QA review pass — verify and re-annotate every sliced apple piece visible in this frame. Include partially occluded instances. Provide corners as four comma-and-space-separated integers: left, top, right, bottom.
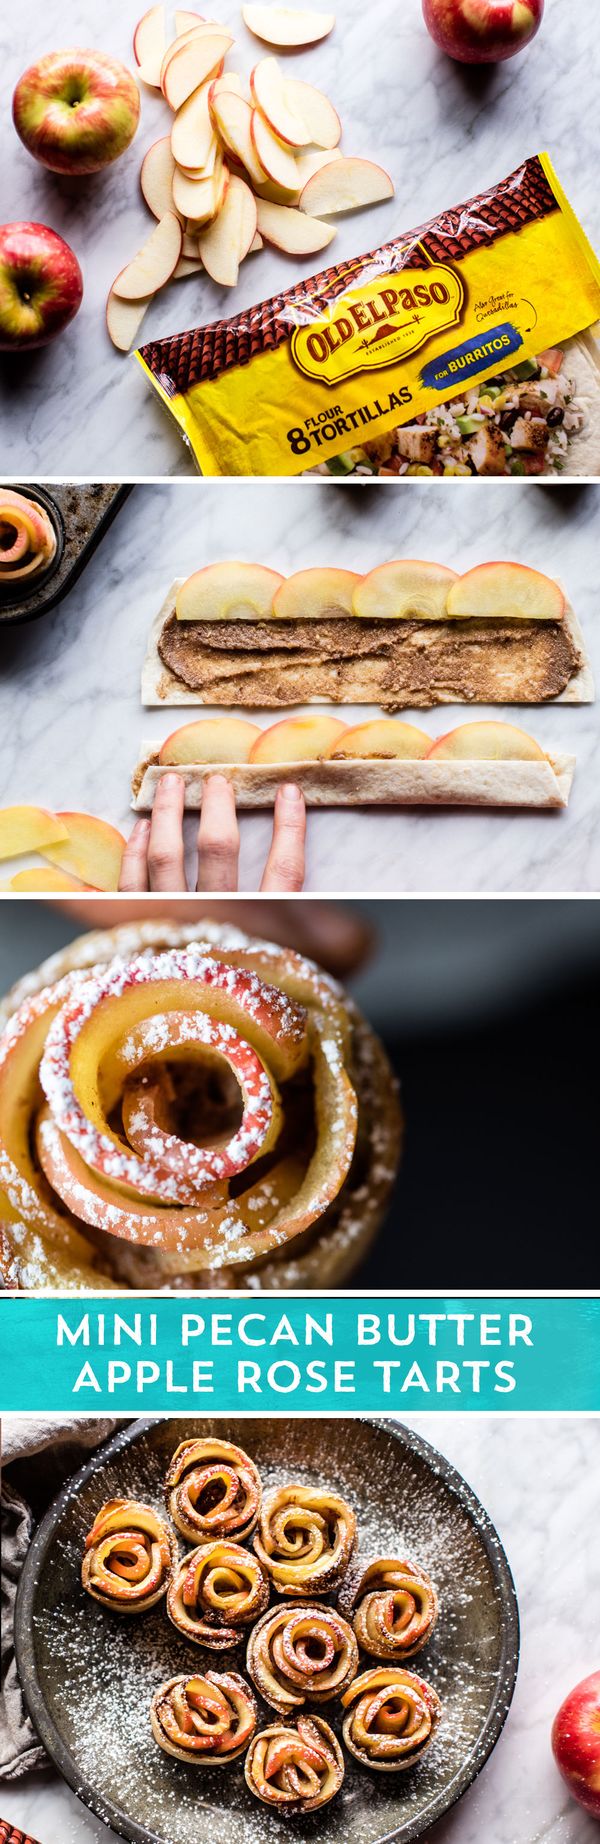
112, 212, 182, 300
251, 110, 299, 191
159, 717, 262, 764
250, 57, 310, 147
210, 71, 245, 101
199, 174, 257, 284
173, 159, 223, 223
285, 78, 341, 150
326, 720, 431, 760
177, 560, 284, 621
106, 289, 152, 353
353, 561, 458, 622
133, 4, 167, 86
140, 137, 179, 222
242, 6, 335, 46
300, 156, 394, 216
273, 567, 360, 620
210, 93, 265, 187
173, 254, 204, 277
0, 807, 69, 864
171, 81, 215, 170
293, 148, 341, 191
250, 715, 347, 763
163, 31, 233, 110
160, 22, 228, 92
42, 815, 126, 892
447, 563, 566, 624
176, 9, 206, 31
426, 722, 546, 762
249, 230, 263, 251
256, 198, 335, 254
9, 868, 95, 892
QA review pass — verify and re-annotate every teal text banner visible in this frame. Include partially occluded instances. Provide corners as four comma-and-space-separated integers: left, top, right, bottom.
0, 1296, 598, 1413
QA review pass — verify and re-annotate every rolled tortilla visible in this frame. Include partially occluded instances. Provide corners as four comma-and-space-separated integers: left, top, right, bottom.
132, 745, 576, 811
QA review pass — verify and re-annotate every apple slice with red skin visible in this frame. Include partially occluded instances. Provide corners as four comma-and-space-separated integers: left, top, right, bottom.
285, 77, 341, 150
242, 5, 336, 46
447, 562, 565, 623
41, 813, 126, 890
552, 1671, 600, 1819
106, 288, 153, 352
426, 722, 546, 762
159, 717, 262, 764
141, 137, 179, 220
250, 57, 310, 146
173, 159, 224, 223
133, 4, 167, 86
256, 199, 335, 254
300, 155, 394, 215
171, 81, 215, 170
0, 807, 69, 863
177, 561, 284, 621
250, 715, 347, 763
112, 211, 182, 299
251, 111, 299, 190
176, 9, 206, 32
163, 31, 233, 109
210, 94, 266, 188
199, 175, 257, 284
354, 561, 458, 621
326, 720, 432, 759
10, 867, 96, 891
293, 146, 341, 191
273, 567, 360, 620
160, 24, 227, 93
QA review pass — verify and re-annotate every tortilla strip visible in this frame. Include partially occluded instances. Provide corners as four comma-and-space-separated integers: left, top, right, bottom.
132, 745, 576, 811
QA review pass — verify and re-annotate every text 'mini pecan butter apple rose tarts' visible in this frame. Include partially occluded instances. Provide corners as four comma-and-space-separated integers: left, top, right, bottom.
0, 919, 400, 1293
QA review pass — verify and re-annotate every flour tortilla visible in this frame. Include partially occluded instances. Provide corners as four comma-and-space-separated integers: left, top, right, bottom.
560, 328, 600, 475
132, 743, 576, 811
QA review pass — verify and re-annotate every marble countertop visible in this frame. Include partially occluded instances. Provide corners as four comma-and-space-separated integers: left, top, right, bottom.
0, 478, 598, 892
1, 0, 599, 476
2, 1413, 598, 1844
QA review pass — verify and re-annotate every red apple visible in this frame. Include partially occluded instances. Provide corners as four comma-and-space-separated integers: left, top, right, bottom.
12, 49, 140, 176
422, 0, 544, 63
0, 223, 83, 351
552, 1671, 600, 1819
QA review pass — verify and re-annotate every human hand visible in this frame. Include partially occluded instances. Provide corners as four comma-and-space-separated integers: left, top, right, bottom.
119, 773, 307, 895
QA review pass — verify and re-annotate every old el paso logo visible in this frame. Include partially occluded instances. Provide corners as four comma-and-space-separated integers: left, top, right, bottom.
291, 260, 464, 386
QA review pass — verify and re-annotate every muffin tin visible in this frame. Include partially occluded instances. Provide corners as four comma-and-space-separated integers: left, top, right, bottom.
0, 484, 131, 625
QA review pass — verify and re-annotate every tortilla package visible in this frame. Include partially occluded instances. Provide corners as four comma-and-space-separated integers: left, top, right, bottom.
136, 154, 600, 479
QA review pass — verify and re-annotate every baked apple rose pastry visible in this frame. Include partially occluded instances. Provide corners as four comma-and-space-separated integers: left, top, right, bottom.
340, 1557, 439, 1662
245, 1715, 344, 1813
150, 1671, 257, 1765
81, 1499, 175, 1613
165, 1437, 261, 1545
0, 920, 400, 1291
341, 1667, 442, 1771
254, 1484, 356, 1595
0, 489, 56, 586
167, 1540, 269, 1648
247, 1602, 358, 1712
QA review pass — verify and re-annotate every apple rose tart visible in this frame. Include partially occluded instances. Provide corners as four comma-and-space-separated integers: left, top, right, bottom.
247, 1601, 358, 1712
0, 919, 400, 1292
245, 1715, 344, 1813
167, 1539, 269, 1648
340, 1557, 439, 1661
81, 1499, 175, 1613
165, 1437, 261, 1546
150, 1670, 257, 1765
341, 1667, 442, 1771
0, 489, 57, 586
254, 1484, 356, 1595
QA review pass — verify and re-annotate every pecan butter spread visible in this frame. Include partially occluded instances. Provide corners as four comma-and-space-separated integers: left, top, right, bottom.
158, 613, 580, 708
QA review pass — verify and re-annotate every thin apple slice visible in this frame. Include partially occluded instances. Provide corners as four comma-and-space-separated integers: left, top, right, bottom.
0, 806, 69, 863
242, 6, 335, 47
250, 57, 310, 147
176, 560, 284, 621
173, 254, 204, 276
199, 174, 257, 285
174, 158, 223, 223
273, 566, 360, 619
133, 4, 167, 86
164, 31, 233, 109
160, 22, 228, 93
160, 716, 262, 764
300, 156, 394, 216
141, 137, 179, 221
106, 289, 152, 352
171, 81, 215, 169
176, 9, 206, 31
251, 110, 299, 191
353, 560, 457, 621
427, 722, 546, 762
285, 78, 341, 150
112, 212, 182, 300
211, 93, 265, 187
210, 71, 245, 102
256, 198, 335, 254
42, 814, 126, 892
10, 868, 96, 892
325, 720, 431, 760
293, 146, 341, 191
250, 715, 346, 763
249, 230, 263, 250
447, 563, 566, 623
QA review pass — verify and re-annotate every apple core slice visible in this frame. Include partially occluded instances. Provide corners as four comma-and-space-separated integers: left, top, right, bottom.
273, 567, 360, 620
353, 561, 458, 621
447, 563, 566, 623
0, 807, 69, 863
326, 720, 431, 760
41, 814, 126, 891
242, 6, 335, 47
426, 723, 547, 762
250, 715, 347, 763
250, 57, 311, 147
112, 212, 182, 299
159, 717, 262, 764
177, 561, 284, 621
255, 199, 335, 254
299, 156, 394, 216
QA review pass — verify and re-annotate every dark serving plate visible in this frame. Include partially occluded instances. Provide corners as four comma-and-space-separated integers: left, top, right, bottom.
0, 485, 132, 625
15, 1417, 519, 1844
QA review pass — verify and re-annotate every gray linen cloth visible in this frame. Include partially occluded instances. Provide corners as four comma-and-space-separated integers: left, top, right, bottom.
1, 1418, 120, 1780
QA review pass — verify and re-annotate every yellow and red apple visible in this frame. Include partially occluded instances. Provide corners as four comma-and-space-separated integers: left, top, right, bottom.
0, 223, 83, 352
12, 49, 140, 175
422, 0, 544, 64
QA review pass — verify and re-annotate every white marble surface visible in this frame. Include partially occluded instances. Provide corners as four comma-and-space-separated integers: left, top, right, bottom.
2, 1414, 599, 1844
1, 0, 599, 476
0, 478, 599, 892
